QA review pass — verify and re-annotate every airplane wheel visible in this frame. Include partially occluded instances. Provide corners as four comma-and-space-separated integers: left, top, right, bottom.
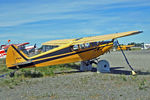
97, 60, 110, 73
80, 61, 92, 71
9, 72, 15, 77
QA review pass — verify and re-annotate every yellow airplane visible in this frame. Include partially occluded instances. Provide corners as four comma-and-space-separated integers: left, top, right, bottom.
6, 31, 142, 76
117, 45, 134, 51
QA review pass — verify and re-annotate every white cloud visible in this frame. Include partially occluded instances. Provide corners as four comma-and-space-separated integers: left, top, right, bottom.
0, 0, 149, 27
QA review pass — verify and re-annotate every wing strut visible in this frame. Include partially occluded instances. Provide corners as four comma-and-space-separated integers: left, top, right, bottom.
117, 40, 136, 75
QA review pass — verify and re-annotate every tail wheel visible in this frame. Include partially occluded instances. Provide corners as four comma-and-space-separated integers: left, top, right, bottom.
97, 60, 110, 73
9, 72, 15, 77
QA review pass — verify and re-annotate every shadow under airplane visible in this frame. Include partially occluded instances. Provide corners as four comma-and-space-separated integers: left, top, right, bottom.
55, 66, 150, 76
110, 67, 150, 75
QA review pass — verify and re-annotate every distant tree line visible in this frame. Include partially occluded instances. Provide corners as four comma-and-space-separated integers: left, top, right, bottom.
128, 42, 144, 47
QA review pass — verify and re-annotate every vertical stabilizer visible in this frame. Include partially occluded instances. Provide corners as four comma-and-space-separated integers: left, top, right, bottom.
6, 45, 29, 68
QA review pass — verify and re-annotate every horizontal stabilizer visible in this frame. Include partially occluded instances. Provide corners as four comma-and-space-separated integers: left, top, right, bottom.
13, 60, 33, 66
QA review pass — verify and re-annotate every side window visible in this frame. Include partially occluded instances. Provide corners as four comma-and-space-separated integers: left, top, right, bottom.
72, 43, 90, 51
80, 44, 85, 49
90, 42, 97, 47
73, 45, 79, 51
85, 43, 90, 48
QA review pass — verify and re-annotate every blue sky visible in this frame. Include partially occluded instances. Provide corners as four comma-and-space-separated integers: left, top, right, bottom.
0, 0, 150, 47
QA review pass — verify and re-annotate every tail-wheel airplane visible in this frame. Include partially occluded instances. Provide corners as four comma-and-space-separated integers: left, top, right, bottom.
6, 31, 142, 77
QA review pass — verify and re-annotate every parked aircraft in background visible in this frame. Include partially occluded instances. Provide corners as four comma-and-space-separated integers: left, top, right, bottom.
25, 44, 36, 53
143, 44, 150, 49
0, 49, 6, 59
0, 42, 36, 59
117, 45, 134, 51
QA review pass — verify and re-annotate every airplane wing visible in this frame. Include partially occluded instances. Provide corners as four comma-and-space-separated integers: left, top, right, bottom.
16, 42, 29, 47
72, 31, 142, 45
42, 39, 76, 46
42, 31, 142, 46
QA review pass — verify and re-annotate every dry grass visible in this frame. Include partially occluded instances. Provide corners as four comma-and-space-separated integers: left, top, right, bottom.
0, 59, 79, 89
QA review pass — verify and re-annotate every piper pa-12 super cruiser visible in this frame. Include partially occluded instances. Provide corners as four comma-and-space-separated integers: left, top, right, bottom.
6, 31, 142, 76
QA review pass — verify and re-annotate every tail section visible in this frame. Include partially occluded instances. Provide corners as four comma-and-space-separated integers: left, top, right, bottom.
6, 45, 29, 69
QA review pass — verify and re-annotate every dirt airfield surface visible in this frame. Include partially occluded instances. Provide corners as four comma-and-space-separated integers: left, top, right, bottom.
0, 50, 150, 100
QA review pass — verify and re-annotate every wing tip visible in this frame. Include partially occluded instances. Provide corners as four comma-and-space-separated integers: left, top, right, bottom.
136, 30, 143, 34
138, 30, 143, 33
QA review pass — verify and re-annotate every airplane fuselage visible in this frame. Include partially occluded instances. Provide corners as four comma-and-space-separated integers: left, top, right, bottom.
7, 41, 113, 69
29, 41, 113, 68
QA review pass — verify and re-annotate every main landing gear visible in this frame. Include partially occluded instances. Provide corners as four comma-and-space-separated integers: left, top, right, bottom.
80, 59, 110, 73
97, 60, 110, 73
80, 61, 92, 71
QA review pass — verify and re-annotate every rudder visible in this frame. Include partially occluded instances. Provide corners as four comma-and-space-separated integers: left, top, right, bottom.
6, 45, 29, 68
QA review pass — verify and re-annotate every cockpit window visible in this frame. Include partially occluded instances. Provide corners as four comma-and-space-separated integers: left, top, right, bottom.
72, 43, 90, 51
72, 41, 112, 51
73, 45, 79, 51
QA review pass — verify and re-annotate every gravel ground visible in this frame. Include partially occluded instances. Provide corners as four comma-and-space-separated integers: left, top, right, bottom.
101, 50, 150, 71
0, 50, 150, 100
